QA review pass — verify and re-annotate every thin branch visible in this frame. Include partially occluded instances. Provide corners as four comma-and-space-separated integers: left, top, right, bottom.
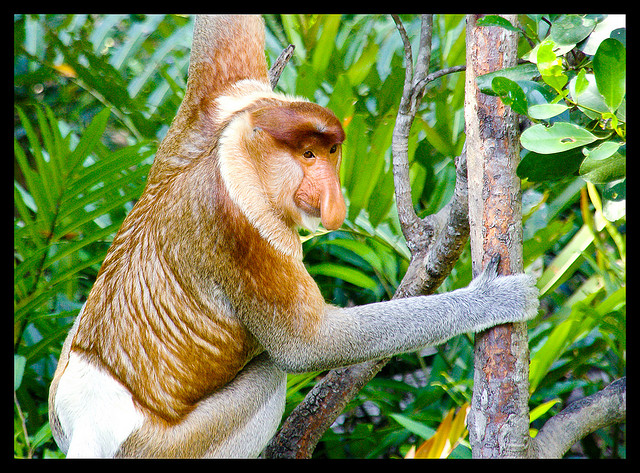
268, 44, 295, 90
391, 14, 413, 112
415, 64, 466, 92
530, 377, 626, 458
391, 15, 434, 250
412, 15, 433, 107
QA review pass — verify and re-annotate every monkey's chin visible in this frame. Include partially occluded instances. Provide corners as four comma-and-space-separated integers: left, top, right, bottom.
299, 212, 321, 233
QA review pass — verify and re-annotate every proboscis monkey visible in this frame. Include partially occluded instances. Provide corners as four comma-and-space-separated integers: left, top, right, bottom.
49, 15, 539, 458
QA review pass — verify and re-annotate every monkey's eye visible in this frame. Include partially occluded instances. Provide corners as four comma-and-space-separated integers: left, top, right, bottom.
303, 150, 315, 159
330, 144, 338, 154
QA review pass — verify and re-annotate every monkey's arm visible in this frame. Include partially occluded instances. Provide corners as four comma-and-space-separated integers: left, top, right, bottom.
254, 258, 538, 373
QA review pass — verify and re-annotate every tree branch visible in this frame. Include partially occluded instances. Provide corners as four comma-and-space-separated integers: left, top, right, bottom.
530, 377, 626, 458
465, 14, 531, 459
268, 44, 295, 90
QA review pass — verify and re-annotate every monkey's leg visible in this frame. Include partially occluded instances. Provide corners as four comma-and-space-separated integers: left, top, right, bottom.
115, 353, 286, 458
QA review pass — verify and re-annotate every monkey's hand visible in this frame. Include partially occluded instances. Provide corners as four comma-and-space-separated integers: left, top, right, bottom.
465, 254, 540, 332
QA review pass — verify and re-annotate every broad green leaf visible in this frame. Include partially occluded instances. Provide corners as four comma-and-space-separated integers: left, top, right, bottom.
537, 45, 567, 92
340, 113, 366, 191
521, 122, 597, 154
367, 168, 396, 228
593, 38, 626, 112
527, 103, 569, 120
536, 220, 604, 298
579, 152, 625, 185
517, 148, 584, 182
582, 141, 621, 161
348, 116, 393, 222
476, 63, 539, 95
574, 69, 589, 96
346, 42, 379, 86
29, 423, 53, 452
579, 14, 626, 55
603, 178, 625, 202
569, 72, 610, 120
491, 77, 528, 116
477, 15, 520, 32
321, 239, 383, 274
529, 282, 599, 392
517, 80, 556, 107
549, 15, 596, 45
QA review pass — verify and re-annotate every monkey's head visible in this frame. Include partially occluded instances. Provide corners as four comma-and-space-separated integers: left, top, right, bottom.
249, 101, 346, 232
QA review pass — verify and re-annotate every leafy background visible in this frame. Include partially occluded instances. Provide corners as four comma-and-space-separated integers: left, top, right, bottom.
14, 14, 625, 458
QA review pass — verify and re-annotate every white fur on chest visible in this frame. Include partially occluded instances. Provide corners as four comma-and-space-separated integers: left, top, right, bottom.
54, 352, 144, 458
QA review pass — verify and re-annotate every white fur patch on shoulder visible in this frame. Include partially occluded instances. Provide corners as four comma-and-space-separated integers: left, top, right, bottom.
53, 352, 144, 458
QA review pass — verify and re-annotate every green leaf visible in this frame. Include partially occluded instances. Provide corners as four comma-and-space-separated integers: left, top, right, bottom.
477, 15, 520, 32
390, 414, 436, 440
521, 122, 597, 154
579, 14, 626, 55
518, 80, 556, 107
307, 262, 378, 290
530, 278, 603, 391
574, 69, 589, 96
14, 355, 27, 391
603, 178, 625, 202
569, 72, 610, 120
530, 399, 561, 423
517, 148, 585, 182
311, 14, 342, 74
549, 15, 596, 45
593, 38, 626, 112
579, 152, 626, 184
322, 238, 384, 274
346, 42, 379, 86
67, 108, 111, 172
491, 77, 528, 116
527, 103, 569, 120
582, 141, 621, 161
536, 40, 568, 92
476, 63, 539, 95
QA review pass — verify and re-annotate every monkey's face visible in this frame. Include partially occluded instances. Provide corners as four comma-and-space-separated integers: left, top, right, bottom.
291, 140, 345, 231
250, 101, 346, 232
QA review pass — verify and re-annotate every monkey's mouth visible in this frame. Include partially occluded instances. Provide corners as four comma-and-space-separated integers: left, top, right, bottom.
295, 199, 321, 219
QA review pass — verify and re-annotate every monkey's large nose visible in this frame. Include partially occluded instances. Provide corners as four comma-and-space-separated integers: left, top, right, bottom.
319, 172, 346, 231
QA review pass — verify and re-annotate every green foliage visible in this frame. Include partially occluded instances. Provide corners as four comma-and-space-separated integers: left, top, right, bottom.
14, 14, 624, 459
479, 15, 626, 219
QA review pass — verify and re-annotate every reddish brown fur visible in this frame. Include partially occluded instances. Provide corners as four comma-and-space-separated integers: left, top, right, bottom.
251, 101, 345, 149
71, 126, 332, 422
55, 14, 343, 450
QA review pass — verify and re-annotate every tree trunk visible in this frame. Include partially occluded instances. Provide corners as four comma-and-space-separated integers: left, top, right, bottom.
464, 14, 532, 458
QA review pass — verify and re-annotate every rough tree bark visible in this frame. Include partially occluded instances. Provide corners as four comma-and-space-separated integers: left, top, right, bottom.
464, 14, 531, 458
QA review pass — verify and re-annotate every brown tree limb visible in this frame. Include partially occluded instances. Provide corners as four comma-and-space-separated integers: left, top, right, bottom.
263, 14, 470, 458
530, 377, 626, 458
